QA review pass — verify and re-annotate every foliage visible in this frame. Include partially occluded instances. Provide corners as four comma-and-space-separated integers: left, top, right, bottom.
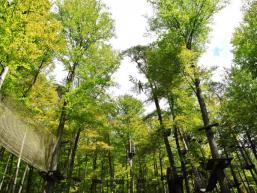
232, 0, 257, 77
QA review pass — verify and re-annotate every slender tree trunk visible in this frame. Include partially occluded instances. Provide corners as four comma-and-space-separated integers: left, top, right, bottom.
79, 155, 88, 193
151, 86, 184, 193
107, 134, 114, 193
152, 91, 175, 168
218, 128, 242, 193
194, 79, 219, 157
246, 132, 257, 161
175, 126, 190, 193
43, 62, 78, 193
0, 154, 13, 191
108, 150, 114, 193
64, 140, 73, 177
235, 150, 251, 193
129, 158, 134, 193
179, 128, 204, 191
67, 128, 82, 192
232, 127, 257, 183
0, 147, 5, 161
152, 91, 178, 193
153, 153, 160, 193
13, 128, 27, 193
100, 160, 105, 193
159, 151, 165, 193
238, 142, 257, 185
91, 152, 98, 193
5, 154, 14, 193
194, 78, 231, 193
168, 96, 190, 193
18, 165, 29, 193
223, 149, 242, 193
25, 166, 33, 193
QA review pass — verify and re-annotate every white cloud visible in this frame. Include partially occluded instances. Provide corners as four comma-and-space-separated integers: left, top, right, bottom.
104, 0, 154, 105
104, 0, 154, 50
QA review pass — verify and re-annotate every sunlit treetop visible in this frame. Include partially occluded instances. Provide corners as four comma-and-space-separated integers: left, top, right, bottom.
149, 0, 227, 51
232, 0, 257, 77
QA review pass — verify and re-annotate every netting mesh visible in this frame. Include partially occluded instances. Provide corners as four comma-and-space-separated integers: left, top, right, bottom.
0, 103, 57, 172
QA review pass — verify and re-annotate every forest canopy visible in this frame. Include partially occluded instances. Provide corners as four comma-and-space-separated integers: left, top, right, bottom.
0, 0, 256, 193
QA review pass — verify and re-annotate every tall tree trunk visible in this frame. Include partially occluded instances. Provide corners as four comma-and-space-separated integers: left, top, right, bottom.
129, 158, 134, 193
218, 128, 242, 193
13, 128, 28, 193
5, 154, 14, 193
149, 84, 182, 193
159, 150, 165, 193
25, 166, 33, 193
91, 152, 98, 193
18, 165, 29, 193
179, 128, 204, 191
0, 147, 5, 161
64, 140, 73, 177
100, 160, 105, 193
174, 126, 190, 193
153, 153, 160, 193
108, 150, 114, 193
194, 78, 231, 193
107, 134, 114, 193
238, 142, 257, 185
43, 62, 78, 193
67, 128, 81, 192
149, 83, 176, 166
0, 154, 13, 191
246, 132, 257, 161
168, 96, 190, 193
235, 150, 251, 193
232, 127, 257, 183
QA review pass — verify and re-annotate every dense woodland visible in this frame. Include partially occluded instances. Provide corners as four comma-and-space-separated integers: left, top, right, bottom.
0, 0, 257, 193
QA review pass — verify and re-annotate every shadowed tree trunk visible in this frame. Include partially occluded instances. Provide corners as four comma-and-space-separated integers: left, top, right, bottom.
149, 82, 182, 193
43, 62, 78, 193
194, 78, 231, 193
108, 150, 114, 193
0, 154, 13, 191
107, 134, 114, 193
0, 147, 5, 161
168, 96, 190, 193
67, 128, 82, 192
91, 152, 98, 193
234, 149, 251, 193
246, 132, 257, 161
159, 150, 166, 193
18, 165, 29, 193
25, 166, 33, 193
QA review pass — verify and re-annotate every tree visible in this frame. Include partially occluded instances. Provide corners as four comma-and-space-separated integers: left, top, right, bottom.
43, 0, 116, 192
148, 0, 231, 192
232, 0, 257, 77
0, 0, 62, 98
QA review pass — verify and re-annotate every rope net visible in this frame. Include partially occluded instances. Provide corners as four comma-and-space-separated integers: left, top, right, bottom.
0, 103, 57, 172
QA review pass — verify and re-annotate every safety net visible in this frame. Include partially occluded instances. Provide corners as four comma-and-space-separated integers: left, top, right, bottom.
0, 103, 57, 172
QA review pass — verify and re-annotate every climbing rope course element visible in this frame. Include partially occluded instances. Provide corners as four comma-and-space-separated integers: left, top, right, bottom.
0, 103, 57, 172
